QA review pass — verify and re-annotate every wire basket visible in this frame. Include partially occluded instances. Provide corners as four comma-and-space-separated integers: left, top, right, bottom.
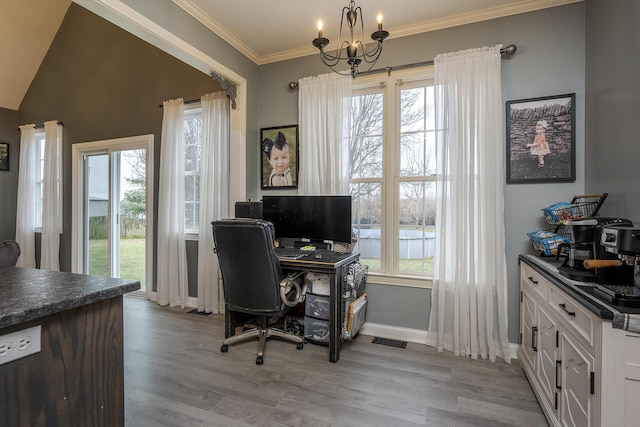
343, 294, 367, 340
528, 230, 570, 256
542, 193, 608, 225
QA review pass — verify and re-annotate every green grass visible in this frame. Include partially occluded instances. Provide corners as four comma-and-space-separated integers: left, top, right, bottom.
88, 238, 146, 289
360, 257, 434, 275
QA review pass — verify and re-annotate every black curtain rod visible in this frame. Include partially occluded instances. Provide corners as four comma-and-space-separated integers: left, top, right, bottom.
159, 71, 238, 109
288, 44, 517, 89
158, 98, 201, 108
17, 121, 64, 131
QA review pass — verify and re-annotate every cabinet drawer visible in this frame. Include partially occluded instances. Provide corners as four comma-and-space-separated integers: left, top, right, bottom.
521, 262, 548, 300
549, 286, 594, 347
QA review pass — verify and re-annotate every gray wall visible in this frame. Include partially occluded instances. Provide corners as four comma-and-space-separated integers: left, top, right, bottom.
0, 107, 19, 242
17, 4, 237, 295
585, 0, 640, 220
120, 0, 262, 195
255, 4, 587, 342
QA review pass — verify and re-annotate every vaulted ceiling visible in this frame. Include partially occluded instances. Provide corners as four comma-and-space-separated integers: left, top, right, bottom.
0, 0, 581, 110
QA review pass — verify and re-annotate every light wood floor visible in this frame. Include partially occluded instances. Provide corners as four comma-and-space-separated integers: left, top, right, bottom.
123, 296, 547, 427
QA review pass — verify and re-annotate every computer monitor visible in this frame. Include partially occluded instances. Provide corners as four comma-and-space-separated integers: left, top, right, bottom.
262, 195, 352, 243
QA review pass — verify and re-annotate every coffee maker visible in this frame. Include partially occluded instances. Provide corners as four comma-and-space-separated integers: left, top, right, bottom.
599, 225, 640, 287
557, 217, 633, 282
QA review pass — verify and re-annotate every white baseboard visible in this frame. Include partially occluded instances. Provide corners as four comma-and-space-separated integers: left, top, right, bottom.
361, 322, 519, 360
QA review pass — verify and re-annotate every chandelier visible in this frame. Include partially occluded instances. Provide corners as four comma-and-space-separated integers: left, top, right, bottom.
312, 0, 389, 78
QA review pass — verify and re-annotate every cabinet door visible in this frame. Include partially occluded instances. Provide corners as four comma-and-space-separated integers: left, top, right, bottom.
537, 306, 559, 414
559, 331, 594, 427
520, 289, 537, 372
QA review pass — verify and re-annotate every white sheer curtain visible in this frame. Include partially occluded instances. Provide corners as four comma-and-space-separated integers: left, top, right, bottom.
40, 121, 63, 271
297, 73, 351, 195
156, 98, 188, 308
427, 46, 511, 363
15, 124, 37, 268
197, 92, 229, 313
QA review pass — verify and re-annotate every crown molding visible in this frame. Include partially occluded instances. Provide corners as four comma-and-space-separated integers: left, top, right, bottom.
390, 0, 583, 41
174, 0, 583, 65
172, 0, 261, 64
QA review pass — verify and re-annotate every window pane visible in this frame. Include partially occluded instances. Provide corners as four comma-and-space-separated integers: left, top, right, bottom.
351, 182, 382, 271
185, 175, 195, 202
185, 202, 195, 231
398, 181, 435, 274
184, 110, 202, 231
350, 92, 383, 179
400, 85, 436, 177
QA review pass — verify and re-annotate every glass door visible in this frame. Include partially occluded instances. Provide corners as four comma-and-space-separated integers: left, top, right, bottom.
73, 135, 153, 296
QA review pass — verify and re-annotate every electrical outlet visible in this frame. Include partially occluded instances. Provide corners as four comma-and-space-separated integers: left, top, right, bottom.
0, 325, 41, 365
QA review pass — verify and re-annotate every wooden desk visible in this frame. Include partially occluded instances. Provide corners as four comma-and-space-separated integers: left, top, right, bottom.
0, 267, 140, 427
225, 251, 360, 363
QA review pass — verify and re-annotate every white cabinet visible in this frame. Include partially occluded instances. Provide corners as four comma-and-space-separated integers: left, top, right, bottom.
519, 257, 640, 427
518, 261, 596, 427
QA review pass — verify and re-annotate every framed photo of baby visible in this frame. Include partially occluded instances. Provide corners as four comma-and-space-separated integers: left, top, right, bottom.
506, 93, 575, 184
260, 124, 298, 189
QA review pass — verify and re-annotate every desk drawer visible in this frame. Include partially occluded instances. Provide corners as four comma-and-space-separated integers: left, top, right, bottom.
304, 316, 329, 344
549, 286, 594, 347
521, 262, 548, 300
305, 294, 329, 319
305, 272, 330, 296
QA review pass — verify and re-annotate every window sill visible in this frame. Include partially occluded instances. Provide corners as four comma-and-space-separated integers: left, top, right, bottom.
365, 271, 432, 289
185, 232, 199, 241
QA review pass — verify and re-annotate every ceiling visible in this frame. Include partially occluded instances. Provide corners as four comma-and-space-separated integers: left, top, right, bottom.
0, 0, 580, 111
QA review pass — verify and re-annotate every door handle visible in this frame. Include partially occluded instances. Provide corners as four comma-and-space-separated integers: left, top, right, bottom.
556, 360, 562, 390
532, 326, 538, 352
559, 303, 575, 317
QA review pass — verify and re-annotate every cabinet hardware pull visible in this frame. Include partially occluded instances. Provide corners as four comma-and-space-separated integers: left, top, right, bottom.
528, 276, 538, 284
590, 372, 595, 395
559, 303, 576, 317
556, 360, 562, 390
532, 326, 538, 352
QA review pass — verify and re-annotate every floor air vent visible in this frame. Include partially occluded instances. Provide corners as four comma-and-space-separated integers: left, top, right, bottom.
371, 337, 407, 348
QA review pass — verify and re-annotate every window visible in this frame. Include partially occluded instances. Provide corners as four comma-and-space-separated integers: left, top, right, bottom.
184, 106, 202, 233
349, 67, 436, 286
35, 131, 45, 228
33, 130, 63, 232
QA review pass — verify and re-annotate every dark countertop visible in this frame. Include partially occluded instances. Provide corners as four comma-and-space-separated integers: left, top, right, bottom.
519, 254, 640, 320
0, 267, 140, 328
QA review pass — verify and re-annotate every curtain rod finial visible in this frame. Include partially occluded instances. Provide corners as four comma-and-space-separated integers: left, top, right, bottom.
502, 44, 517, 55
288, 81, 299, 90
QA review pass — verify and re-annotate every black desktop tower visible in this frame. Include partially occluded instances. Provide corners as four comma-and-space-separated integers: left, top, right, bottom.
235, 201, 262, 219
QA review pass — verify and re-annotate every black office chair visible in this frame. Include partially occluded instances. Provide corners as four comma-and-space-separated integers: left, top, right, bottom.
0, 240, 20, 267
212, 218, 306, 365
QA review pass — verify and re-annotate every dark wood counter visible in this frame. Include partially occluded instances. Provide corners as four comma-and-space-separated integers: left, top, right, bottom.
0, 267, 140, 427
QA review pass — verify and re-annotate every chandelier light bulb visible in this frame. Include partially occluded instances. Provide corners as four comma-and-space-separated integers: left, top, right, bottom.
377, 14, 383, 30
317, 20, 323, 38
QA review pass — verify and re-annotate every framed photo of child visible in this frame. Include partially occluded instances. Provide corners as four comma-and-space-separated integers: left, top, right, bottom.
506, 93, 575, 184
0, 142, 9, 171
260, 124, 299, 189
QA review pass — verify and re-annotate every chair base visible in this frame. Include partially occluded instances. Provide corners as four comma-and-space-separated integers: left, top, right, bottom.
221, 316, 304, 365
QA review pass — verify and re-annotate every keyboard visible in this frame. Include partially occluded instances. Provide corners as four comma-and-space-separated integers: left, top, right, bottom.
274, 247, 308, 259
